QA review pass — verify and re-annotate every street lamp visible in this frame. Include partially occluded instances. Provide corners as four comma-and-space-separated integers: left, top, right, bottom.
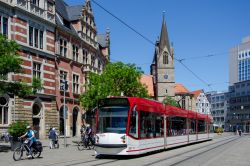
60, 75, 68, 147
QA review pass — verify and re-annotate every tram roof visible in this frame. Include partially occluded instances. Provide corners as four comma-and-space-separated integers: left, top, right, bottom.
105, 97, 212, 122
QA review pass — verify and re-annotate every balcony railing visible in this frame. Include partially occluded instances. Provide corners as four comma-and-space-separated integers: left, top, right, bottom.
0, 0, 12, 5
30, 3, 44, 17
47, 12, 55, 22
16, 0, 27, 9
13, 0, 55, 23
78, 31, 98, 48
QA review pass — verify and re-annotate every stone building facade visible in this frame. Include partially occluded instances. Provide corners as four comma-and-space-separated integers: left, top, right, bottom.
0, 0, 57, 139
0, 0, 110, 138
55, 0, 109, 137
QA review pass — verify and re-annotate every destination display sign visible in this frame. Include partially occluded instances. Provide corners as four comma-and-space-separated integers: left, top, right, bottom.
98, 98, 130, 107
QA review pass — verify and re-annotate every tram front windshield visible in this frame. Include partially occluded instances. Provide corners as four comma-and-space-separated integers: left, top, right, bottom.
97, 106, 128, 134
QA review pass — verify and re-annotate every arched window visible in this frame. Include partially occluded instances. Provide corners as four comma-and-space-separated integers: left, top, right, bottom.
163, 52, 168, 64
0, 96, 9, 125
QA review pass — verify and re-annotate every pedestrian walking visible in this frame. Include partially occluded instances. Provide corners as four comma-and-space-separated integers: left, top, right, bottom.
49, 127, 58, 149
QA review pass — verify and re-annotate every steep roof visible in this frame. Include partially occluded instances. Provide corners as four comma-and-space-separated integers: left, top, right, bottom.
159, 14, 171, 54
67, 5, 83, 21
140, 75, 154, 97
97, 34, 108, 47
175, 83, 189, 94
55, 0, 69, 20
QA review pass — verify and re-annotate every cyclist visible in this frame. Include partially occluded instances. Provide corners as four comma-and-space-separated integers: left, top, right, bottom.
85, 124, 94, 147
80, 125, 85, 142
20, 126, 38, 158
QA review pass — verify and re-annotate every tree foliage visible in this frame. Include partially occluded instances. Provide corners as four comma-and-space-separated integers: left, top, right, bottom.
8, 121, 28, 137
0, 34, 42, 97
162, 96, 180, 107
80, 62, 149, 110
0, 34, 22, 75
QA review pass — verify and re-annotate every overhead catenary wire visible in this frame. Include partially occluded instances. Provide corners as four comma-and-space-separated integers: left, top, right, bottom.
91, 0, 226, 90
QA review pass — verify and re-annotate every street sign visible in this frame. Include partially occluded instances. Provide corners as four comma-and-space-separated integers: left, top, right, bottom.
60, 80, 69, 91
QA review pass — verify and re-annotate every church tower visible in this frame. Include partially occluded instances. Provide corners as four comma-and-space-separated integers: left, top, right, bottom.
150, 14, 175, 102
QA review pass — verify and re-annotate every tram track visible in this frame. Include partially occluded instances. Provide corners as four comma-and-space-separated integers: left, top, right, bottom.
143, 136, 240, 166
41, 135, 239, 166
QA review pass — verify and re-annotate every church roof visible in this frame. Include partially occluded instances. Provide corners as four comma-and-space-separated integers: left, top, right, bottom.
175, 83, 189, 94
159, 14, 171, 53
140, 75, 154, 97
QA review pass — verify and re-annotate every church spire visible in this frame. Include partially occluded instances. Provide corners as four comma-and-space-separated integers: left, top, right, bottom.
159, 12, 171, 54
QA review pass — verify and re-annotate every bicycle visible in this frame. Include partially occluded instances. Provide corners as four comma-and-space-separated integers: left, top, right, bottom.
77, 134, 95, 150
13, 138, 42, 161
1, 132, 10, 143
77, 134, 86, 151
53, 136, 59, 149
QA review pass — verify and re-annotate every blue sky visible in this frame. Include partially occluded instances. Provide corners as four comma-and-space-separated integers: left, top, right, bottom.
65, 0, 250, 92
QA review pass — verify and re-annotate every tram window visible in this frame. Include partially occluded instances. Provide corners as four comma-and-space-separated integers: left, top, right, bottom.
198, 120, 206, 133
168, 116, 187, 136
129, 106, 138, 138
190, 119, 196, 134
140, 111, 153, 138
155, 116, 164, 137
139, 111, 163, 139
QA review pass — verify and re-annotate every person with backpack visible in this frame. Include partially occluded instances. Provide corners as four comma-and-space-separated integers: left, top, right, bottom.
48, 127, 57, 149
20, 126, 38, 158
85, 124, 94, 147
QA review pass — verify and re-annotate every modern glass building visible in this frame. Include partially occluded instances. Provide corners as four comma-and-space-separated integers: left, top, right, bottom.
228, 36, 250, 132
230, 36, 250, 85
226, 81, 250, 132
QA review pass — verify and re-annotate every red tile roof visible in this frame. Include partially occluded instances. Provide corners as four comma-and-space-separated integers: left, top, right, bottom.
174, 83, 189, 94
140, 75, 154, 96
191, 89, 203, 98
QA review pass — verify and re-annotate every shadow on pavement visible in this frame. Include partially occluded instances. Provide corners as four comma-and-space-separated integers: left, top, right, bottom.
0, 144, 11, 153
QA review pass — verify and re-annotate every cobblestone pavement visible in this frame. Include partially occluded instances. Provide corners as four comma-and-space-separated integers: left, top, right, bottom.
1, 133, 249, 166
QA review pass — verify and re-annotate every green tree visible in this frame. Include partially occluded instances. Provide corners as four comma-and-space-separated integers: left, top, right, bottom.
80, 62, 149, 110
0, 34, 42, 96
162, 95, 180, 107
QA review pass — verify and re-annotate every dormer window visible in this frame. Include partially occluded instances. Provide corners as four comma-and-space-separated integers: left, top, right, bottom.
31, 0, 39, 6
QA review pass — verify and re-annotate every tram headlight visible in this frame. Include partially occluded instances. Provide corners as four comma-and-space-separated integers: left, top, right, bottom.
120, 135, 126, 143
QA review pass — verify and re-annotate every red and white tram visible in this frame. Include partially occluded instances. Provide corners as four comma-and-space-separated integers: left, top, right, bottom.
95, 97, 213, 156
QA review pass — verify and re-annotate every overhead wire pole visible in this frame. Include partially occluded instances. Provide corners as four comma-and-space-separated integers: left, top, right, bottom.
60, 74, 68, 147
91, 0, 212, 90
63, 79, 67, 148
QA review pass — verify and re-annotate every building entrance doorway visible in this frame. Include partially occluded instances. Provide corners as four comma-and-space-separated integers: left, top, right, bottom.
72, 107, 79, 137
59, 105, 68, 135
32, 102, 42, 139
